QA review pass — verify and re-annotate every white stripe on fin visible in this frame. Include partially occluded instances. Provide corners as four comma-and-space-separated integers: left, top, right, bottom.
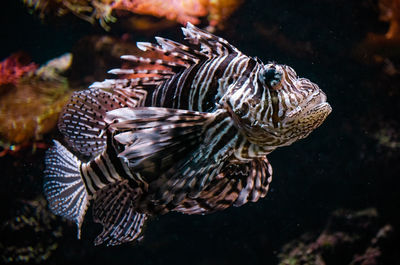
182, 22, 241, 56
104, 107, 216, 173
43, 140, 89, 239
174, 157, 273, 214
58, 87, 145, 158
234, 157, 273, 206
137, 40, 201, 64
92, 180, 146, 246
120, 55, 190, 68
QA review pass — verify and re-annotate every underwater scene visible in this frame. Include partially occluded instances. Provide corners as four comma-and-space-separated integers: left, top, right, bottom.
1, 0, 399, 264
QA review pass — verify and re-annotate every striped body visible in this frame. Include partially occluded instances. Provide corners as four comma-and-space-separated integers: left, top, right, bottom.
79, 137, 131, 197
150, 53, 252, 111
81, 54, 270, 210
44, 23, 331, 246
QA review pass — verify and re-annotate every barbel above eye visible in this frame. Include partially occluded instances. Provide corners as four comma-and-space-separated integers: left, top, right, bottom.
260, 65, 283, 89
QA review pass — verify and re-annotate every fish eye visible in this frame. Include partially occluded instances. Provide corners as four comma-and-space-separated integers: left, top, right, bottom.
260, 65, 283, 89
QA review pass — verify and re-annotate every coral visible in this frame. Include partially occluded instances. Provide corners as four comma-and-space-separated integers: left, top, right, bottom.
116, 15, 178, 33
377, 0, 400, 40
36, 53, 73, 81
0, 52, 38, 86
23, 0, 243, 30
0, 196, 63, 263
0, 53, 73, 149
358, 0, 400, 45
368, 120, 400, 159
207, 0, 244, 28
113, 0, 244, 30
374, 126, 400, 149
357, 0, 400, 62
112, 0, 209, 25
23, 0, 117, 29
277, 209, 394, 265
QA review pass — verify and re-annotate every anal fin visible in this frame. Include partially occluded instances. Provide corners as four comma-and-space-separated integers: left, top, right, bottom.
92, 180, 147, 246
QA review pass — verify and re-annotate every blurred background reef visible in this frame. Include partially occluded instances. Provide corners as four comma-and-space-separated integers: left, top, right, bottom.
1, 0, 400, 264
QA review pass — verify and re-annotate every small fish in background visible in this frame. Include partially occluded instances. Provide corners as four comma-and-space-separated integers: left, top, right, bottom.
43, 23, 332, 246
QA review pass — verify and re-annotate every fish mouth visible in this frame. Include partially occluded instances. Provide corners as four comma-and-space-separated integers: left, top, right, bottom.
285, 91, 331, 121
306, 89, 331, 117
311, 90, 331, 114
312, 102, 332, 115
303, 90, 329, 113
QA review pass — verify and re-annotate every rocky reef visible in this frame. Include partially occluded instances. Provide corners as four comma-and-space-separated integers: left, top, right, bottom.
278, 209, 395, 265
1, 197, 63, 263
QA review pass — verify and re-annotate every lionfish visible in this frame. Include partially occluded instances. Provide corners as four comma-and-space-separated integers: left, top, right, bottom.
44, 23, 331, 246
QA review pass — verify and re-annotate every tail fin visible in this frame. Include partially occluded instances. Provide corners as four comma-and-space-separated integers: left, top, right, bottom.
44, 140, 89, 239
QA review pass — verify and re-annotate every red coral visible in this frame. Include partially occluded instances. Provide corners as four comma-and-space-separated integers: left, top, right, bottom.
0, 52, 38, 86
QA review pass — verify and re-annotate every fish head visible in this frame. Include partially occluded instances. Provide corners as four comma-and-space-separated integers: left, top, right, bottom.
225, 62, 332, 149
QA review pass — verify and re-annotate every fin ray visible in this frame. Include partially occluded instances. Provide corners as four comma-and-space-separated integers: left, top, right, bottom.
137, 40, 202, 64
93, 180, 146, 246
120, 55, 189, 68
44, 140, 89, 238
59, 87, 146, 157
174, 157, 273, 214
234, 157, 273, 206
105, 107, 215, 173
182, 22, 241, 56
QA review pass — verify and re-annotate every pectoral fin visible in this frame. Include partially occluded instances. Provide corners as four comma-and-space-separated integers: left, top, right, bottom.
105, 107, 216, 174
173, 157, 273, 214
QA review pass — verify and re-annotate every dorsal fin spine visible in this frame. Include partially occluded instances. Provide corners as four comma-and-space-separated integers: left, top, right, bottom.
120, 55, 189, 68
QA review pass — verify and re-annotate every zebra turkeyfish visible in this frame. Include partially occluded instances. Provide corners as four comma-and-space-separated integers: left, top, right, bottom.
44, 23, 331, 246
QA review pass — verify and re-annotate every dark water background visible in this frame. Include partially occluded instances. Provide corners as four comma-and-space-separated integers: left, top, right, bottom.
1, 0, 399, 264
